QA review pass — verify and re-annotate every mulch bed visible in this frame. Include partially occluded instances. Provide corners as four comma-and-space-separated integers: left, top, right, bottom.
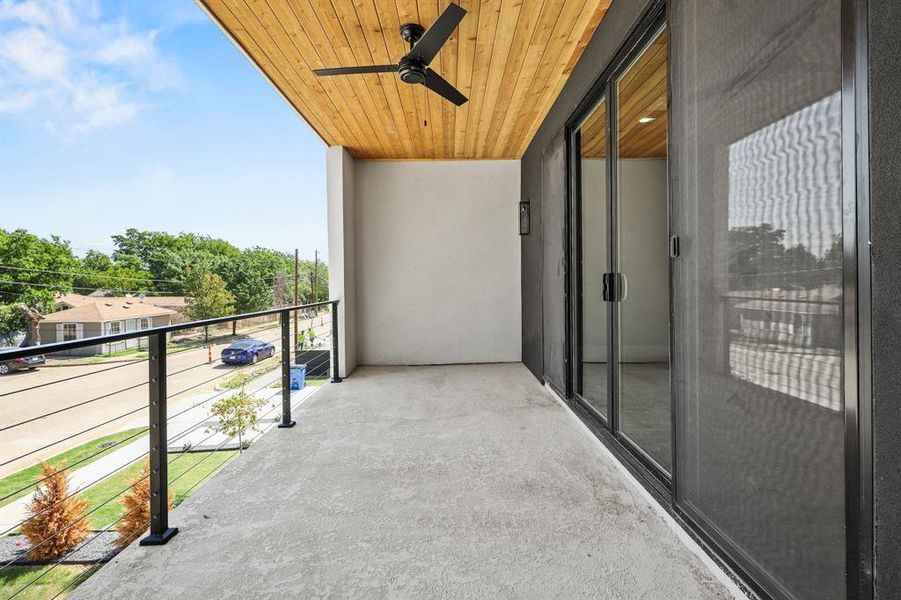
0, 532, 119, 565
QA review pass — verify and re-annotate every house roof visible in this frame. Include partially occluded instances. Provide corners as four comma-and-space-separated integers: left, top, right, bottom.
57, 293, 187, 309
198, 0, 611, 160
43, 300, 177, 323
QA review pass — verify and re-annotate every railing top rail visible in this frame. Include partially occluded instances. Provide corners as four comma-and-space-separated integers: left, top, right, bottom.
0, 300, 338, 360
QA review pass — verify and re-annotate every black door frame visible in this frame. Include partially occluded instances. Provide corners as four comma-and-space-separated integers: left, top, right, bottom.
565, 1, 671, 492
560, 0, 872, 598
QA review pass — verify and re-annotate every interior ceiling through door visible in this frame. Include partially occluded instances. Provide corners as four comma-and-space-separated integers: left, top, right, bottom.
580, 29, 668, 159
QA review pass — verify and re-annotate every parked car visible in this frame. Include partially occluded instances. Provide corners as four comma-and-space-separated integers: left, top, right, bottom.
221, 339, 275, 365
0, 353, 45, 375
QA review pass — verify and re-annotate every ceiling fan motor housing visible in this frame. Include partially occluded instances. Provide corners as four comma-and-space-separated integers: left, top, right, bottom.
399, 23, 425, 45
398, 56, 427, 85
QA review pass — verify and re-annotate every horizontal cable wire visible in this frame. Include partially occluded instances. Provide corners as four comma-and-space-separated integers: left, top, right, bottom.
0, 452, 151, 546
165, 354, 282, 403
6, 371, 321, 597
0, 332, 283, 429
167, 431, 242, 487
0, 427, 149, 504
0, 380, 149, 433
9, 495, 147, 599
245, 388, 314, 447
164, 331, 283, 378
0, 404, 148, 468
0, 357, 150, 399
166, 376, 279, 435
166, 386, 284, 469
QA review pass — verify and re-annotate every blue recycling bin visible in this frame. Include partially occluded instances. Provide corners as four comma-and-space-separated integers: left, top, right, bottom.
290, 364, 307, 390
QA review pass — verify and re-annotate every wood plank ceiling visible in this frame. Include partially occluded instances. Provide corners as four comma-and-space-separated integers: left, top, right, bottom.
199, 0, 612, 160
579, 28, 667, 160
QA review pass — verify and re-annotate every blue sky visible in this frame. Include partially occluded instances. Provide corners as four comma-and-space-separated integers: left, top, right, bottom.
0, 0, 327, 260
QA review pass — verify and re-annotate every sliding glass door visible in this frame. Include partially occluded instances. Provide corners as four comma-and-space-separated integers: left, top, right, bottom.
613, 28, 671, 473
670, 1, 846, 597
571, 24, 671, 476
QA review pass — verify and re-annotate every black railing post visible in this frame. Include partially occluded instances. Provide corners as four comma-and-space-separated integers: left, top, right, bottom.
330, 300, 342, 383
278, 310, 296, 428
140, 332, 177, 545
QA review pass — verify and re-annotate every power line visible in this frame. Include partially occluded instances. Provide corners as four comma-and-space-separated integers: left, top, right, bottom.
0, 280, 180, 295
0, 264, 182, 284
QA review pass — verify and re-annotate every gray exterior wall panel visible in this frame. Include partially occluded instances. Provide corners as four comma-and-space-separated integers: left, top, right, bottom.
521, 0, 655, 381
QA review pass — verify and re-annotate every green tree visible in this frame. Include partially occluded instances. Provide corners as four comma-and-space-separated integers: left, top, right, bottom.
185, 272, 235, 321
75, 252, 157, 296
0, 304, 24, 339
221, 248, 287, 313
208, 388, 266, 452
0, 229, 79, 315
111, 229, 242, 294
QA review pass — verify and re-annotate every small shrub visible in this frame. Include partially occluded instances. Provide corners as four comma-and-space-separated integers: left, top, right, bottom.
115, 461, 173, 550
221, 371, 248, 390
21, 461, 90, 561
208, 388, 266, 452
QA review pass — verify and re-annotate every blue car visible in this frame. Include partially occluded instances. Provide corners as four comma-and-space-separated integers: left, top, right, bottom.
221, 339, 275, 365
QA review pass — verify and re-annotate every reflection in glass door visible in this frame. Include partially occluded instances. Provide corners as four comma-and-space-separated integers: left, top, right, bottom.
574, 98, 609, 419
613, 28, 671, 472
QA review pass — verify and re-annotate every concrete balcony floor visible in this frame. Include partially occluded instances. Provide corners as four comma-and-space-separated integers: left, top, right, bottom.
73, 364, 739, 599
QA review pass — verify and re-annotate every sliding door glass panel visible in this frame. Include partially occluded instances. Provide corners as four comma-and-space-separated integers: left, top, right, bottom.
670, 1, 844, 597
576, 99, 609, 418
614, 28, 671, 472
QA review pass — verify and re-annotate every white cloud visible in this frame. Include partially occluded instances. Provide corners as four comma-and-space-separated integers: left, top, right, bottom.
95, 31, 156, 64
0, 88, 37, 112
2, 26, 69, 81
0, 0, 183, 134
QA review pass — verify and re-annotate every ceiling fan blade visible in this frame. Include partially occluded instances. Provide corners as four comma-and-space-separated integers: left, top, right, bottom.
406, 3, 466, 65
313, 65, 397, 76
422, 68, 468, 106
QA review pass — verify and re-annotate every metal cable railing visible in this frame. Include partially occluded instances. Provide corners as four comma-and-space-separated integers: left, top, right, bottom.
0, 300, 341, 597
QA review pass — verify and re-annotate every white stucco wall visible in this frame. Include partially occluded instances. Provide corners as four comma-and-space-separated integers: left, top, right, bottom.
327, 146, 357, 376
353, 160, 522, 365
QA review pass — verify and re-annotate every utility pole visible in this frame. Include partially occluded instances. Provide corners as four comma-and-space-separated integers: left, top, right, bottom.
294, 249, 299, 351
313, 249, 319, 304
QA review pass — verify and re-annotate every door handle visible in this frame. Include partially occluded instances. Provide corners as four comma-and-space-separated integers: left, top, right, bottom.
602, 273, 626, 302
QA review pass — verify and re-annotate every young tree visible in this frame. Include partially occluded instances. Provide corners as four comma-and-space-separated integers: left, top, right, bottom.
208, 388, 266, 453
186, 272, 235, 342
22, 461, 90, 561
116, 461, 173, 549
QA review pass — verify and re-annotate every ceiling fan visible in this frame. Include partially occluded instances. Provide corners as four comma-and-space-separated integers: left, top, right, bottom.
312, 3, 468, 106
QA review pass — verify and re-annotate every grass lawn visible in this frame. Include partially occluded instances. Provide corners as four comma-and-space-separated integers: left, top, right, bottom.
0, 565, 95, 599
0, 428, 147, 508
81, 450, 238, 529
268, 375, 329, 389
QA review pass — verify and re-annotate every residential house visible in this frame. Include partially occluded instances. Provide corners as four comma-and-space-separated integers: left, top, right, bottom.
40, 300, 175, 356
